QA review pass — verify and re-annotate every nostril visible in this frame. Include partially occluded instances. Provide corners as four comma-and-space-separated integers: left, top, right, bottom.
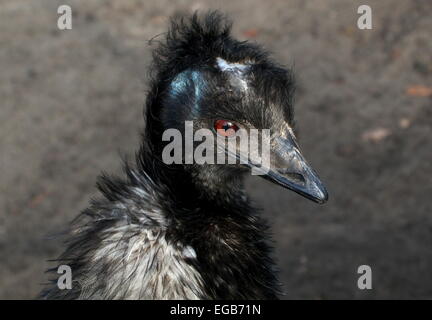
276, 169, 305, 185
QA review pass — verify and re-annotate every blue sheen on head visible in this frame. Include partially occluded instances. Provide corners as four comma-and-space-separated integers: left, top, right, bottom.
170, 71, 190, 95
169, 70, 206, 113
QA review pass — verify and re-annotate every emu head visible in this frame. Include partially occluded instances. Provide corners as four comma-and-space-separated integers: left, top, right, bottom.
145, 12, 328, 204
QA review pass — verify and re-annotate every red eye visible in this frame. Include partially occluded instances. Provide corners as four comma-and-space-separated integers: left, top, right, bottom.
214, 120, 239, 137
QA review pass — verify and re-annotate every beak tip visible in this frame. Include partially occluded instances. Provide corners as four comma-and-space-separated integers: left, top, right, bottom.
315, 189, 329, 204
310, 182, 329, 204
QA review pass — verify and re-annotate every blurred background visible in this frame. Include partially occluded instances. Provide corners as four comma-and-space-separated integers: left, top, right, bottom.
1, 0, 431, 299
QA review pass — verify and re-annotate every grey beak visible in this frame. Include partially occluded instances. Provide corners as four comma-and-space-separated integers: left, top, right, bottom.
265, 135, 328, 203
250, 132, 328, 204
222, 127, 328, 204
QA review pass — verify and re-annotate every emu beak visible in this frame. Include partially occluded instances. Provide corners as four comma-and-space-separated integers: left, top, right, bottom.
251, 132, 328, 204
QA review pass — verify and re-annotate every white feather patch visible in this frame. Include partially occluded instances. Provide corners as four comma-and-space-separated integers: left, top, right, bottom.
78, 222, 205, 300
215, 57, 251, 91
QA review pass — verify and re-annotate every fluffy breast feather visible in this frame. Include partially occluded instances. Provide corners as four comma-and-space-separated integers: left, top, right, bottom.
77, 221, 205, 299
41, 170, 206, 300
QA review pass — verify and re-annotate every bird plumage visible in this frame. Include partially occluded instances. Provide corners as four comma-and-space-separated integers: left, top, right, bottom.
41, 11, 327, 300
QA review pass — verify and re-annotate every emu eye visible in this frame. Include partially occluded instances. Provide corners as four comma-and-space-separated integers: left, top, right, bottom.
214, 120, 239, 137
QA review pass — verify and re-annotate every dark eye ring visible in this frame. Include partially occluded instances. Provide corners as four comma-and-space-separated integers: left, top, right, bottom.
214, 120, 240, 137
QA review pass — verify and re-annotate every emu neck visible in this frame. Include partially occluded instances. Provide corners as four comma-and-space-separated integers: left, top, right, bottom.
137, 139, 279, 299
143, 136, 248, 211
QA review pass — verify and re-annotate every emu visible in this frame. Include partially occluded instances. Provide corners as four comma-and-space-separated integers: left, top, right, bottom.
41, 12, 328, 300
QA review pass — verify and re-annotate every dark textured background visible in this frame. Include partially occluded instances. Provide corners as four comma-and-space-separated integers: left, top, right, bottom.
1, 0, 431, 299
